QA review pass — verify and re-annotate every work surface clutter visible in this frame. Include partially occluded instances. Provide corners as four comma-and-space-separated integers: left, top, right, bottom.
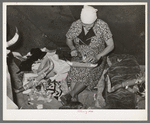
7, 48, 145, 109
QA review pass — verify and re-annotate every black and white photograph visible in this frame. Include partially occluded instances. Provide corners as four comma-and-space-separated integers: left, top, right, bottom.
3, 2, 147, 121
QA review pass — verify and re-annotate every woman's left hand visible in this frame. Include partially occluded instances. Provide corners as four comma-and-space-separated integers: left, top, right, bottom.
96, 54, 102, 61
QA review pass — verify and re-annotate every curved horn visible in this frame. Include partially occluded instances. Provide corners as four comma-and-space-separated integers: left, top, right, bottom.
7, 27, 19, 48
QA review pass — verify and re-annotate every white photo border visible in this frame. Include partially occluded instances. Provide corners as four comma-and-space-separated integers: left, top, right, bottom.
3, 2, 148, 121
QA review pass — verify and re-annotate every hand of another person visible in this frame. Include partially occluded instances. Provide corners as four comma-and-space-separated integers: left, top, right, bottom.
71, 49, 78, 57
111, 84, 122, 92
7, 49, 11, 55
13, 87, 25, 93
12, 52, 26, 61
12, 52, 22, 58
127, 85, 139, 93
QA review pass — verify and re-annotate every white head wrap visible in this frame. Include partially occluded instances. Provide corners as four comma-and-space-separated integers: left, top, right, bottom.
80, 5, 98, 24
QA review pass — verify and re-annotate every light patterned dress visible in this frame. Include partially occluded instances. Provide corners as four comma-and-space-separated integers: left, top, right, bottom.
66, 19, 113, 90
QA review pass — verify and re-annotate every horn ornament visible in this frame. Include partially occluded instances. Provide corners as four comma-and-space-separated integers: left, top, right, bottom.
7, 27, 19, 48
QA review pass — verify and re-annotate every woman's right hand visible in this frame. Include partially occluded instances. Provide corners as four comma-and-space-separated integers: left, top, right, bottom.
71, 50, 78, 57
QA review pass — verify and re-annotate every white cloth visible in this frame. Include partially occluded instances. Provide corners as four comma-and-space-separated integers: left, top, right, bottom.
80, 5, 98, 24
46, 52, 70, 81
29, 50, 70, 82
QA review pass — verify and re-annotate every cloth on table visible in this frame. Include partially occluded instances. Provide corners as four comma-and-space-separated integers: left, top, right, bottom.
45, 52, 70, 82
107, 54, 142, 89
23, 88, 62, 109
32, 51, 70, 94
21, 50, 70, 108
31, 51, 70, 81
7, 50, 69, 109
104, 54, 145, 109
22, 75, 63, 109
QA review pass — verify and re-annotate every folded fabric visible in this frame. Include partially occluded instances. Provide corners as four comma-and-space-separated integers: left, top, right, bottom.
46, 52, 70, 81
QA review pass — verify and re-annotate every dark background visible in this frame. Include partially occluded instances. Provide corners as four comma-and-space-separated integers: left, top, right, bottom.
7, 5, 145, 65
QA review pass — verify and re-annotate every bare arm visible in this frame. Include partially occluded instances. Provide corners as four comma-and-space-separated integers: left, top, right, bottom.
66, 38, 76, 51
66, 38, 78, 57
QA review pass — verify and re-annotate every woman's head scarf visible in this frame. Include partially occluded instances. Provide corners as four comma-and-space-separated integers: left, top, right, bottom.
80, 5, 98, 24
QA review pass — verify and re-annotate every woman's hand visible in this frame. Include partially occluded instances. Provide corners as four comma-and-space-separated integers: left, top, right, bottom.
96, 54, 102, 61
71, 50, 78, 57
66, 38, 78, 57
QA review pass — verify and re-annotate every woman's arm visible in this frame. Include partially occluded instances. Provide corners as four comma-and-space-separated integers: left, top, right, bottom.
66, 38, 76, 51
96, 38, 114, 60
66, 38, 78, 57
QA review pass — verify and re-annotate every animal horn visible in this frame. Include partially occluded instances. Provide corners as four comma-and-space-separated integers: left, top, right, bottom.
7, 27, 19, 48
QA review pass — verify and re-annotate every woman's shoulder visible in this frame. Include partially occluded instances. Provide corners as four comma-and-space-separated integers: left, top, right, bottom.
71, 19, 82, 26
96, 19, 108, 25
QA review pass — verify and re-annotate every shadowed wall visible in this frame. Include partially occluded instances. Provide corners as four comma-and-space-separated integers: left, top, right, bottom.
7, 5, 145, 65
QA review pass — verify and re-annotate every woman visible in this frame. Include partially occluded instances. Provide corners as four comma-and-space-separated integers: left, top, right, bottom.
60, 5, 114, 106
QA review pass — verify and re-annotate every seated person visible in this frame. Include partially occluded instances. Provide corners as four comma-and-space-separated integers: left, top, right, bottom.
60, 5, 114, 106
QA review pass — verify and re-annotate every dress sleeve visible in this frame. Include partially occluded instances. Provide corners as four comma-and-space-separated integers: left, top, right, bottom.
102, 23, 113, 42
66, 21, 78, 40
